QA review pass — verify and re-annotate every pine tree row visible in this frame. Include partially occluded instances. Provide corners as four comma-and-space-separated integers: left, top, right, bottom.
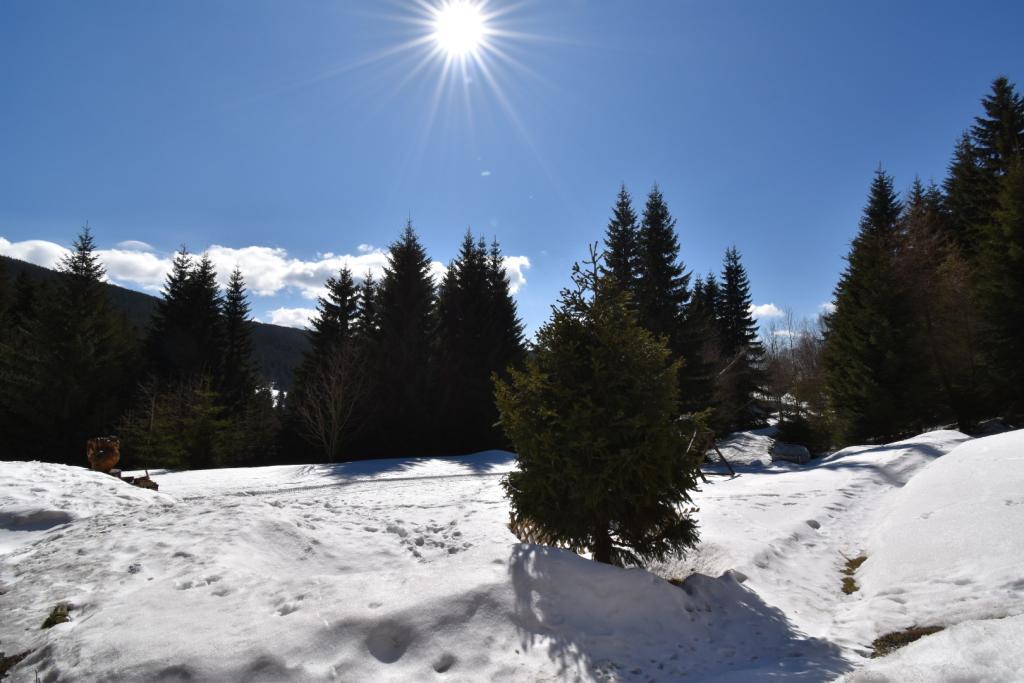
286, 221, 526, 461
600, 184, 766, 432
824, 76, 1024, 442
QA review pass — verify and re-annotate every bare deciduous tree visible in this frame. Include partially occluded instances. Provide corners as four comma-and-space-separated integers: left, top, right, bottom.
295, 345, 366, 462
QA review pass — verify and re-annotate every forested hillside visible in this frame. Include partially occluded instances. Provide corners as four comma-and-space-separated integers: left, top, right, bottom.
0, 254, 308, 389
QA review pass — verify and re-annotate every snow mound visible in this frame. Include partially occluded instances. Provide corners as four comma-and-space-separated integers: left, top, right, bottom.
844, 429, 1024, 640
840, 614, 1024, 683
711, 428, 777, 467
0, 460, 173, 554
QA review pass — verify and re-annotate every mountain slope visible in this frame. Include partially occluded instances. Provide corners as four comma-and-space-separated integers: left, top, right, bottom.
0, 254, 308, 389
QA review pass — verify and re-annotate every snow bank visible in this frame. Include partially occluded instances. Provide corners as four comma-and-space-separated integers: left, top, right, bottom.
842, 429, 1024, 643
0, 460, 173, 554
840, 614, 1024, 683
4, 429, 1020, 681
658, 430, 969, 644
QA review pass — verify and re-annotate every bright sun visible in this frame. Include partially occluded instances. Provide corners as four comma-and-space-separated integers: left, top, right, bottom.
432, 1, 486, 58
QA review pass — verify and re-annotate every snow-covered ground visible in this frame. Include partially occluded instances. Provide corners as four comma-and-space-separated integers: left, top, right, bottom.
2, 430, 1023, 681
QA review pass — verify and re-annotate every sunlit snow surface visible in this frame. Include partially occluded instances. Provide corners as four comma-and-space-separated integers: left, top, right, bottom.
2, 431, 1023, 681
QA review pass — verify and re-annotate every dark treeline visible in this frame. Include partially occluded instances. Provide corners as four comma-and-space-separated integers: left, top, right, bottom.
599, 184, 767, 434
0, 221, 525, 468
769, 76, 1024, 446
285, 222, 526, 462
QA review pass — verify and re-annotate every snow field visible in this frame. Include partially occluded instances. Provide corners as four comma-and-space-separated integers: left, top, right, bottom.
2, 430, 1023, 681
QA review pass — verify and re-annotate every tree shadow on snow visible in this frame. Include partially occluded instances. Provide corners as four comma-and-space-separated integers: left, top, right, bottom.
507, 544, 852, 681
302, 449, 516, 481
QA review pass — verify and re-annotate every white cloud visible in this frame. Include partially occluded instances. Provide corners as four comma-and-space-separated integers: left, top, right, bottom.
480, 170, 492, 177
748, 302, 785, 319
115, 240, 154, 252
820, 301, 837, 315
268, 307, 318, 329
0, 237, 69, 269
100, 248, 172, 291
502, 255, 530, 294
2, 236, 529, 304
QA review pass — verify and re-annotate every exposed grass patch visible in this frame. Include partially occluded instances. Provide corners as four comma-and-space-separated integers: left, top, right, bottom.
841, 554, 867, 594
843, 555, 867, 574
871, 626, 944, 658
41, 602, 71, 629
0, 650, 32, 678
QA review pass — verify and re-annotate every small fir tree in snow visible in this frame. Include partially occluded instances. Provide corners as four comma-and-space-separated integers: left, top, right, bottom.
495, 246, 702, 566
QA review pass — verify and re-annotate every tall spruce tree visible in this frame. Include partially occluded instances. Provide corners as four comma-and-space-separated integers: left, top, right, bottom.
486, 238, 527, 380
635, 185, 690, 343
495, 247, 702, 566
601, 184, 641, 291
437, 233, 493, 451
714, 247, 765, 431
221, 267, 257, 406
976, 159, 1024, 417
146, 250, 225, 382
944, 133, 997, 260
436, 233, 526, 453
633, 186, 712, 411
823, 168, 920, 442
971, 76, 1024, 176
370, 221, 437, 455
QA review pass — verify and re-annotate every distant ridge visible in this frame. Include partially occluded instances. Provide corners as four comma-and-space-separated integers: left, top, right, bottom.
0, 254, 309, 389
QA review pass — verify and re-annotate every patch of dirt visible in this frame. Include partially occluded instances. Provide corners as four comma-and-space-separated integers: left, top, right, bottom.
841, 554, 867, 594
871, 626, 944, 658
0, 650, 32, 679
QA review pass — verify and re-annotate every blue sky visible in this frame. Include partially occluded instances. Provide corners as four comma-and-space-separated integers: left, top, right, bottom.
1, 0, 1021, 334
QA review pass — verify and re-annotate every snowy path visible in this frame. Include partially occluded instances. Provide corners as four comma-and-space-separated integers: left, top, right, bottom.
3, 430, 1023, 681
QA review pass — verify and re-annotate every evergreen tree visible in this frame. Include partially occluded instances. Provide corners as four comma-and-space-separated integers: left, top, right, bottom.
976, 159, 1024, 417
899, 178, 986, 429
221, 267, 257, 406
944, 133, 997, 259
971, 76, 1024, 176
823, 168, 920, 442
635, 185, 690, 343
435, 233, 526, 452
486, 237, 527, 379
353, 272, 380, 343
146, 249, 225, 382
2, 227, 135, 462
186, 254, 226, 378
714, 247, 766, 430
306, 267, 360, 358
495, 247, 702, 566
290, 266, 363, 461
0, 259, 10, 322
370, 221, 437, 455
601, 184, 641, 291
